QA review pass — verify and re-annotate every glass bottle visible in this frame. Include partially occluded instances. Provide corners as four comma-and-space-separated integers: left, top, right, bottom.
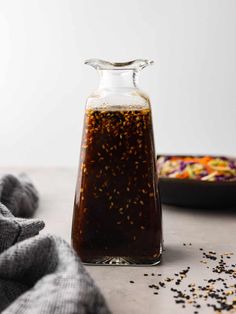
72, 59, 162, 265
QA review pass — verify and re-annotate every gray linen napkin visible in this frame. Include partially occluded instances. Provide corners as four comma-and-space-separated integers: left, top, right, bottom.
0, 174, 110, 314
0, 173, 39, 218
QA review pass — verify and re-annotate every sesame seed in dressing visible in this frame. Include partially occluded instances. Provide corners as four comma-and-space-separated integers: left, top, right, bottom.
72, 107, 162, 264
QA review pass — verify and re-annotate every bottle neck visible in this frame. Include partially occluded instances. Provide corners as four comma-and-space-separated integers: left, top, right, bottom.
98, 70, 137, 90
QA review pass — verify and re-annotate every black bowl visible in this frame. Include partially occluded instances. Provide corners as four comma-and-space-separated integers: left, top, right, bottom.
157, 155, 236, 209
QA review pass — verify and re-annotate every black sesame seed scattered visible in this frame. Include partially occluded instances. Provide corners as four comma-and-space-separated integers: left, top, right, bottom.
159, 282, 165, 288
129, 280, 134, 284
146, 247, 236, 313
144, 274, 148, 276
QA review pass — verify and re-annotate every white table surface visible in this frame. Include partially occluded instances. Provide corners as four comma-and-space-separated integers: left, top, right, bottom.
3, 167, 236, 314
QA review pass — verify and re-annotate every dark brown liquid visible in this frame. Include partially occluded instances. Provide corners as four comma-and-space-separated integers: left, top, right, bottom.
72, 108, 162, 264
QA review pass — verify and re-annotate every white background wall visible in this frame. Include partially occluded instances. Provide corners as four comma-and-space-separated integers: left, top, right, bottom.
0, 0, 235, 167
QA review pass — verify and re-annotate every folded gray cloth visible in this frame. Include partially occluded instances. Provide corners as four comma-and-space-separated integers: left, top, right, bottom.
0, 203, 44, 254
0, 175, 110, 314
0, 173, 39, 217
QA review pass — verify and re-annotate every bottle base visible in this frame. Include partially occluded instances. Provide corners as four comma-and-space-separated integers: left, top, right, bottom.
82, 254, 162, 266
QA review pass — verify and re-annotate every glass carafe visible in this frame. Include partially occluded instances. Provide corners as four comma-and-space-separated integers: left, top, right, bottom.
72, 59, 162, 265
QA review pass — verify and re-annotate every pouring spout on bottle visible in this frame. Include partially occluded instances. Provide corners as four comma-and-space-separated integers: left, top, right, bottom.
85, 59, 154, 71
85, 59, 154, 91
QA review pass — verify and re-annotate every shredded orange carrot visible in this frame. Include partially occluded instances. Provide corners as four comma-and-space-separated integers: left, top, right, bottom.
199, 156, 212, 164
176, 172, 189, 179
206, 165, 214, 174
